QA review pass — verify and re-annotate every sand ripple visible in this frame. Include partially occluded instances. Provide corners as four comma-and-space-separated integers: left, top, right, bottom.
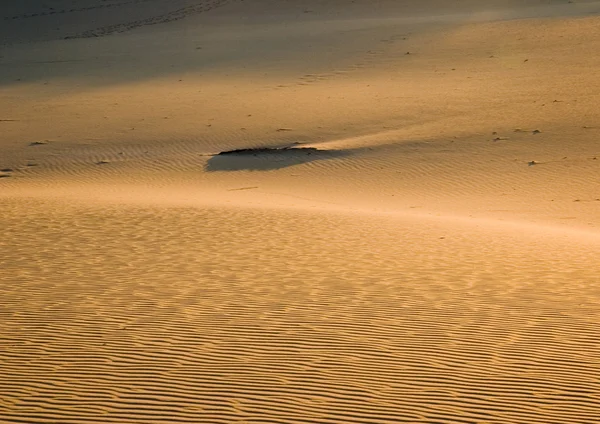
1, 199, 599, 423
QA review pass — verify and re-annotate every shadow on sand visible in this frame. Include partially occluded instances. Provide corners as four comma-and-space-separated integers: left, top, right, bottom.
205, 147, 351, 172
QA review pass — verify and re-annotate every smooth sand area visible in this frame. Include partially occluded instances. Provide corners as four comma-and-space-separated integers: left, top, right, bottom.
1, 1, 600, 423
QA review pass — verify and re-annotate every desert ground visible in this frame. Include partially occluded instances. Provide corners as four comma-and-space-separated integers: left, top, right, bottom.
1, 1, 600, 423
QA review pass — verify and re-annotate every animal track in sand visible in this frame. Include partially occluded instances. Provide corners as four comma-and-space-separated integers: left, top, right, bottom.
63, 0, 240, 39
273, 33, 410, 90
2, 0, 156, 21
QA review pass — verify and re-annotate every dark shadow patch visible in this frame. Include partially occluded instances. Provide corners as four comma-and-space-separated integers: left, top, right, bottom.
206, 146, 350, 172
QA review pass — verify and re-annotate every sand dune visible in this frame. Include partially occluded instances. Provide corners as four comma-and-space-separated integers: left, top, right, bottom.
2, 198, 599, 423
1, 0, 600, 423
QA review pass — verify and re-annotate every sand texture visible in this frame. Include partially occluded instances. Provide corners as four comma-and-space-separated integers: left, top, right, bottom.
1, 1, 600, 423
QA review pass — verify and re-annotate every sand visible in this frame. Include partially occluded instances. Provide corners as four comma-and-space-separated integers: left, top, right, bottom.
1, 1, 600, 423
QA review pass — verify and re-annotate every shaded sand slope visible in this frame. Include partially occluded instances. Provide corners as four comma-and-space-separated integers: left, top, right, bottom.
1, 198, 599, 423
0, 0, 240, 44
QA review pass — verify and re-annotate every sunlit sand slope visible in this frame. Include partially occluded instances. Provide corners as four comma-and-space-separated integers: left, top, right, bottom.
1, 199, 599, 423
2, 1, 600, 423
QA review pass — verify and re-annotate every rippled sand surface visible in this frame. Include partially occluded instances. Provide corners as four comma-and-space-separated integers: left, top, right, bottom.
2, 199, 599, 423
2, 0, 600, 422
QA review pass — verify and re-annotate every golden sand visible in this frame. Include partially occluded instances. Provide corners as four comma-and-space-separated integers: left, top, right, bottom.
1, 1, 599, 422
